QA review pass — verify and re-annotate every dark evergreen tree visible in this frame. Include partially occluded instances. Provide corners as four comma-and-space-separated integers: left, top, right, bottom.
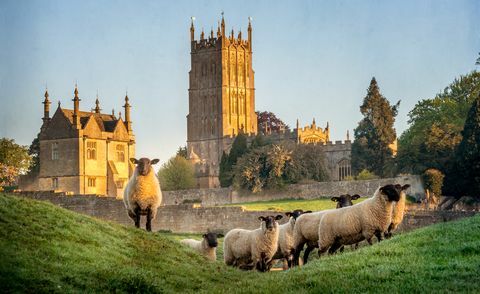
176, 146, 188, 159
28, 136, 40, 175
352, 77, 399, 177
219, 132, 248, 187
452, 95, 480, 198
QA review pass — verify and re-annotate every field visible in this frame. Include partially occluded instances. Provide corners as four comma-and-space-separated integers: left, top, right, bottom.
1, 193, 480, 293
225, 197, 367, 211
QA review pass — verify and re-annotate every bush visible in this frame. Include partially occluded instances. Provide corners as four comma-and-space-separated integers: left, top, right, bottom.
157, 156, 196, 191
423, 168, 445, 197
356, 169, 379, 180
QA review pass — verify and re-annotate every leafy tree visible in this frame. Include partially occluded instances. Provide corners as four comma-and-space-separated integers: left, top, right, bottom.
450, 95, 480, 198
397, 71, 480, 175
0, 138, 31, 174
423, 168, 445, 198
157, 156, 196, 191
176, 146, 188, 159
352, 77, 399, 177
219, 132, 248, 187
256, 111, 289, 134
284, 143, 329, 183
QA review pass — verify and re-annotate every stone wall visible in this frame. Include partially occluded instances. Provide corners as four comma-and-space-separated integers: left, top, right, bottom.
162, 175, 425, 206
15, 191, 476, 234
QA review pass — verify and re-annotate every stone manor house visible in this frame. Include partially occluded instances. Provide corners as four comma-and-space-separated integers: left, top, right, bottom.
186, 16, 352, 188
19, 87, 135, 197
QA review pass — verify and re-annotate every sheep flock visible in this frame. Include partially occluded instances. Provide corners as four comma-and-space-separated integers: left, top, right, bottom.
122, 164, 411, 272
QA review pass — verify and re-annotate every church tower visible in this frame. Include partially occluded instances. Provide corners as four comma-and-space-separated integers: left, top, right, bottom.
187, 15, 257, 188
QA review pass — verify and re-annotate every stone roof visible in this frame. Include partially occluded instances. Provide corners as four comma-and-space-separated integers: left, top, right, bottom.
61, 109, 119, 132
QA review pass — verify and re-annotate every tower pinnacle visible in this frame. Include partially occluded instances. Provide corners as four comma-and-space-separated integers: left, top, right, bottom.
123, 93, 132, 134
72, 84, 81, 128
42, 88, 51, 124
94, 93, 101, 113
190, 16, 195, 41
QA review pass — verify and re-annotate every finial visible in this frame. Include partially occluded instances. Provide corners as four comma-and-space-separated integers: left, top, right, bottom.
326, 121, 329, 129
119, 111, 122, 119
312, 118, 316, 126
58, 101, 61, 107
94, 91, 101, 113
74, 83, 79, 97
346, 130, 350, 141
210, 27, 214, 39
190, 16, 195, 41
296, 118, 299, 129
112, 108, 115, 116
238, 30, 242, 39
200, 28, 205, 40
231, 28, 234, 38
44, 89, 49, 99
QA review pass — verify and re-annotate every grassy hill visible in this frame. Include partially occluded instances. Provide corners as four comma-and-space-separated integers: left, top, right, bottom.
1, 193, 479, 293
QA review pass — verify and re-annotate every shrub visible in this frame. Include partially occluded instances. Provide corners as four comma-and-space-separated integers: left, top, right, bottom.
157, 156, 196, 191
423, 168, 445, 197
356, 169, 379, 180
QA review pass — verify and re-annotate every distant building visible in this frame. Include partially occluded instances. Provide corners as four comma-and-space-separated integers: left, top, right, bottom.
19, 86, 135, 197
186, 15, 352, 188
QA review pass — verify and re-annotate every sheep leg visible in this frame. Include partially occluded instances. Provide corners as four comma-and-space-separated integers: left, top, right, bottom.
328, 239, 342, 255
366, 237, 373, 245
292, 242, 305, 267
134, 206, 141, 228
375, 230, 384, 242
146, 207, 152, 232
339, 245, 345, 253
304, 245, 315, 263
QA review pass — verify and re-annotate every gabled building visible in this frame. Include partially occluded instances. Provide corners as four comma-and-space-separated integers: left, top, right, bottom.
21, 86, 135, 197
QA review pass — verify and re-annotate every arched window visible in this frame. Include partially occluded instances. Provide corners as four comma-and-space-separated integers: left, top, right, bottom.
338, 159, 351, 181
116, 144, 125, 162
87, 141, 97, 160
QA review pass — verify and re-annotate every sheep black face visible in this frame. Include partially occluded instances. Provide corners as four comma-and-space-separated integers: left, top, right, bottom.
380, 184, 410, 202
130, 157, 160, 176
285, 209, 312, 220
331, 194, 361, 208
203, 232, 223, 248
259, 215, 283, 231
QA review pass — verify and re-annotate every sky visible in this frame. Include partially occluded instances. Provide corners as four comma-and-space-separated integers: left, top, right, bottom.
1, 0, 479, 164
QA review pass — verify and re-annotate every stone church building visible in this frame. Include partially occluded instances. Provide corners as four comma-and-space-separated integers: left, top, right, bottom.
19, 87, 135, 197
187, 16, 352, 188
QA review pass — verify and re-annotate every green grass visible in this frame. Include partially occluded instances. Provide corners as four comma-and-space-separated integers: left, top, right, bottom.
1, 193, 480, 293
225, 197, 367, 212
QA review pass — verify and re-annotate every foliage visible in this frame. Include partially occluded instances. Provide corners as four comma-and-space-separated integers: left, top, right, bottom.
233, 144, 292, 192
219, 132, 248, 187
0, 163, 19, 187
250, 133, 270, 149
2, 193, 480, 293
422, 169, 445, 198
355, 169, 379, 181
0, 138, 32, 174
27, 137, 40, 175
450, 96, 480, 198
352, 78, 399, 177
157, 156, 196, 191
256, 111, 289, 133
284, 143, 330, 183
397, 71, 480, 175
176, 146, 188, 159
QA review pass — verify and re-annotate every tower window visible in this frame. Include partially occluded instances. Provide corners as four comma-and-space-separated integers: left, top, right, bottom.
88, 177, 96, 187
87, 141, 97, 160
51, 142, 59, 160
116, 144, 125, 162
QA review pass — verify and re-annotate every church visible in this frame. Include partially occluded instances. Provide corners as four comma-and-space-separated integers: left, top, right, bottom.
186, 16, 353, 188
19, 86, 135, 197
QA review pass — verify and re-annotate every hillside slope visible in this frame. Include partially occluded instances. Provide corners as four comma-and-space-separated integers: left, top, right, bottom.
1, 193, 479, 293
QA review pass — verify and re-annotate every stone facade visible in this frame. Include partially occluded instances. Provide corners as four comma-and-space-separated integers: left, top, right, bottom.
19, 87, 135, 197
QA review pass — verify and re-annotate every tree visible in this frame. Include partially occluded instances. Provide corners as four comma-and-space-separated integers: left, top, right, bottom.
157, 156, 196, 191
28, 137, 40, 174
219, 132, 248, 187
256, 111, 289, 134
352, 77, 399, 177
176, 146, 188, 159
0, 138, 31, 187
451, 95, 480, 198
284, 143, 329, 183
397, 71, 480, 175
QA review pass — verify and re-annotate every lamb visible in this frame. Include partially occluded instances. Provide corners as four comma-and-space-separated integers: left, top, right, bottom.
385, 184, 410, 238
180, 232, 224, 261
123, 157, 162, 232
223, 215, 283, 272
272, 209, 311, 269
317, 184, 409, 255
292, 194, 359, 266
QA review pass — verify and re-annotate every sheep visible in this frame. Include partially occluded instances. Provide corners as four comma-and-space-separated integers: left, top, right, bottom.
123, 157, 162, 232
223, 215, 283, 272
180, 232, 224, 261
317, 184, 409, 256
272, 209, 311, 269
292, 194, 360, 266
385, 184, 410, 238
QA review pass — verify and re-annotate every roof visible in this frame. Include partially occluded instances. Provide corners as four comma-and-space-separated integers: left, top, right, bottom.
61, 109, 119, 132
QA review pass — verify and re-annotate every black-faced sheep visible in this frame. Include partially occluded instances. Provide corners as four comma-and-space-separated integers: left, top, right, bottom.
331, 194, 361, 208
317, 184, 409, 256
272, 209, 311, 269
123, 157, 162, 231
223, 215, 283, 272
385, 184, 410, 238
181, 232, 224, 261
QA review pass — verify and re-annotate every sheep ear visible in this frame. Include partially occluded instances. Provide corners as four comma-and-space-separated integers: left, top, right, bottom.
275, 215, 283, 220
130, 158, 139, 164
351, 194, 361, 200
331, 197, 339, 202
258, 216, 265, 221
402, 184, 411, 190
304, 210, 312, 214
151, 159, 160, 165
202, 234, 207, 238
285, 212, 292, 217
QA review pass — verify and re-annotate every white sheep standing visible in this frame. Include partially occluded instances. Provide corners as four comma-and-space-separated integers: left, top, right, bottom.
317, 184, 409, 255
272, 209, 311, 269
385, 184, 410, 238
180, 232, 224, 261
123, 157, 162, 231
223, 215, 283, 272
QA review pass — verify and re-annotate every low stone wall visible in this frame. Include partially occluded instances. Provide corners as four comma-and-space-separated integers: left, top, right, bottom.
14, 191, 476, 234
163, 175, 425, 206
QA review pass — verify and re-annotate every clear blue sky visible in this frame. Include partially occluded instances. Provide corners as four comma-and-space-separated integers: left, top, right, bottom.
1, 0, 479, 164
